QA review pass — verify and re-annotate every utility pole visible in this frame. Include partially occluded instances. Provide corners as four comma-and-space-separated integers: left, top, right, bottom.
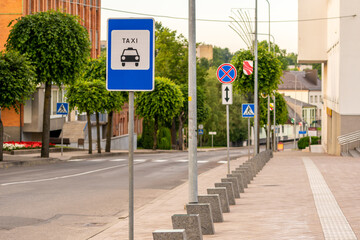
266, 0, 271, 150
254, 0, 259, 155
188, 0, 198, 203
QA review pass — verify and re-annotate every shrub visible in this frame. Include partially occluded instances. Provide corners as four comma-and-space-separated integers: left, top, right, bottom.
298, 136, 321, 149
158, 127, 171, 150
140, 119, 154, 149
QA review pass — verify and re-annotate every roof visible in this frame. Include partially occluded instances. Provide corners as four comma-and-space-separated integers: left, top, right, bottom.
278, 70, 321, 91
283, 96, 317, 108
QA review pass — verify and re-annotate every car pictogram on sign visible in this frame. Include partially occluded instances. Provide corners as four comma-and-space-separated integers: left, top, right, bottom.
121, 47, 140, 67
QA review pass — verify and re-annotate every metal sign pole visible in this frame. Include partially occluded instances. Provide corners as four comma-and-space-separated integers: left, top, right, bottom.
212, 135, 214, 148
188, 0, 198, 204
128, 91, 134, 240
254, 0, 259, 155
61, 115, 64, 157
273, 94, 276, 151
226, 104, 230, 174
248, 118, 250, 161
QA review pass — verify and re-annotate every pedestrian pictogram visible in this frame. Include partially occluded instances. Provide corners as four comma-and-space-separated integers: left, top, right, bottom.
56, 103, 69, 115
217, 63, 237, 84
242, 103, 255, 118
243, 60, 253, 75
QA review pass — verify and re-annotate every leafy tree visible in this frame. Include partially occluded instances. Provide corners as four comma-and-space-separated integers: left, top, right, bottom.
66, 79, 108, 154
285, 52, 298, 68
83, 55, 127, 152
259, 92, 288, 126
212, 46, 233, 67
0, 51, 36, 161
258, 40, 289, 70
135, 77, 184, 149
6, 10, 90, 157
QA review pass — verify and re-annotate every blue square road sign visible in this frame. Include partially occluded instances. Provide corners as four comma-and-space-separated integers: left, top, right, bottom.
242, 104, 255, 118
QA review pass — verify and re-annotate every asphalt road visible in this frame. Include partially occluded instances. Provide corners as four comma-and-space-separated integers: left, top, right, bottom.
0, 148, 249, 240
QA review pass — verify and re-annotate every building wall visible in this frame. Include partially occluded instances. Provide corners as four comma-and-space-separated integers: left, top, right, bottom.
196, 44, 213, 60
278, 90, 309, 104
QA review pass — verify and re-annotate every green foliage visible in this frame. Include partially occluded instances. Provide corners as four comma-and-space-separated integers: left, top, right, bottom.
6, 10, 91, 85
0, 50, 36, 111
285, 52, 298, 68
212, 46, 233, 67
312, 63, 322, 79
180, 85, 210, 124
135, 77, 184, 123
139, 119, 154, 149
259, 92, 288, 126
298, 136, 321, 149
66, 78, 108, 114
231, 47, 283, 95
258, 40, 289, 70
158, 127, 171, 150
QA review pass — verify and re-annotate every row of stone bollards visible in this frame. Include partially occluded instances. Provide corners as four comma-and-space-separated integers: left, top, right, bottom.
152, 150, 273, 240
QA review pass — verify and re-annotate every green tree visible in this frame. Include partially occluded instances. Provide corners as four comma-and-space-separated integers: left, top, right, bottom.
212, 46, 233, 67
6, 10, 90, 158
83, 55, 127, 152
258, 40, 289, 70
0, 51, 36, 161
66, 79, 108, 154
259, 92, 288, 126
135, 77, 184, 149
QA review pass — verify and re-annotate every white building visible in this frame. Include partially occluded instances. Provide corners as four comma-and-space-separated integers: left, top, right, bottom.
298, 0, 360, 155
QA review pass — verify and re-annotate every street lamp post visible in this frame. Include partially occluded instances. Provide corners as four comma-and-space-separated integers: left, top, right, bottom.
265, 0, 271, 150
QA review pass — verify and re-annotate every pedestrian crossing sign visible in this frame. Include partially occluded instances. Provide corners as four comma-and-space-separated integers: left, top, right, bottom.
242, 103, 255, 118
56, 103, 69, 115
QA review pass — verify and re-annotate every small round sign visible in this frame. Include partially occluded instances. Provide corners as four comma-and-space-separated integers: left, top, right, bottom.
198, 124, 203, 129
217, 63, 237, 84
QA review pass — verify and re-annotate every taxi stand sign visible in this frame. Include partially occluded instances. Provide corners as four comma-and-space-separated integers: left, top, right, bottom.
106, 18, 154, 91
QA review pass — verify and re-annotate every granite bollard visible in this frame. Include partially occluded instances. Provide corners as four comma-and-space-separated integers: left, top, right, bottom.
172, 214, 202, 240
232, 170, 248, 189
153, 229, 187, 240
236, 167, 251, 184
198, 195, 223, 223
221, 177, 240, 198
227, 173, 244, 193
207, 187, 230, 213
186, 203, 215, 235
214, 182, 236, 205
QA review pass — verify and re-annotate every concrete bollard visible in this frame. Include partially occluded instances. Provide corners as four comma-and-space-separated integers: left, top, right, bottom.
232, 170, 248, 189
236, 167, 251, 183
172, 214, 202, 240
214, 182, 235, 205
186, 203, 215, 235
153, 229, 187, 240
207, 187, 230, 213
221, 177, 240, 198
198, 195, 223, 223
227, 173, 244, 193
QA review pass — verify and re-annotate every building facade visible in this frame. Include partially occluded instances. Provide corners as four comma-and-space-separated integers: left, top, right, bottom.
298, 0, 360, 155
0, 0, 101, 141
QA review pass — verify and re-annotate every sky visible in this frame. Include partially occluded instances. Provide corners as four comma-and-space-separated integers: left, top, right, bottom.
100, 0, 298, 54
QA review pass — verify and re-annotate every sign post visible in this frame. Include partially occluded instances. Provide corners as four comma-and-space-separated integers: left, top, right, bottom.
217, 63, 236, 174
209, 132, 216, 148
107, 18, 154, 240
242, 103, 255, 160
56, 102, 69, 157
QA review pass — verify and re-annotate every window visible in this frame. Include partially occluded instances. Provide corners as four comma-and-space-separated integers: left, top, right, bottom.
51, 88, 64, 115
315, 95, 318, 103
310, 96, 313, 103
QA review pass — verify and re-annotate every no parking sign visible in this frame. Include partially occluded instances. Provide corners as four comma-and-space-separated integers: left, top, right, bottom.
216, 63, 237, 84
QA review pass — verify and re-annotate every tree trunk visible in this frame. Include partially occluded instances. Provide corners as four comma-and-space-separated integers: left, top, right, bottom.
41, 81, 51, 158
87, 111, 92, 154
96, 112, 101, 153
178, 112, 184, 150
105, 111, 113, 152
171, 117, 177, 149
153, 116, 158, 150
0, 112, 3, 161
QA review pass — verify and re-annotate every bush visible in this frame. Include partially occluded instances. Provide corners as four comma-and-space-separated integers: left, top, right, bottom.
140, 119, 154, 149
158, 127, 171, 150
298, 136, 321, 149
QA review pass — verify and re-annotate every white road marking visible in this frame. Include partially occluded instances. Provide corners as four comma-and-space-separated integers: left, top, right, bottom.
110, 159, 126, 162
198, 160, 209, 163
134, 159, 147, 162
217, 161, 227, 164
89, 159, 106, 162
1, 165, 123, 187
302, 157, 357, 240
152, 160, 168, 163
68, 159, 85, 162
176, 159, 188, 163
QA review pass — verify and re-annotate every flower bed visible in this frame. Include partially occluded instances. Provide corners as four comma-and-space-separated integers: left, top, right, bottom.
3, 141, 55, 151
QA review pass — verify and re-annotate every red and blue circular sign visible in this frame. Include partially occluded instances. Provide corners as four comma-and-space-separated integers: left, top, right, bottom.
216, 63, 237, 84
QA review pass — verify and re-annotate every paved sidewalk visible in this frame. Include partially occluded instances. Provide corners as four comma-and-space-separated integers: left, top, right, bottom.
89, 151, 360, 240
